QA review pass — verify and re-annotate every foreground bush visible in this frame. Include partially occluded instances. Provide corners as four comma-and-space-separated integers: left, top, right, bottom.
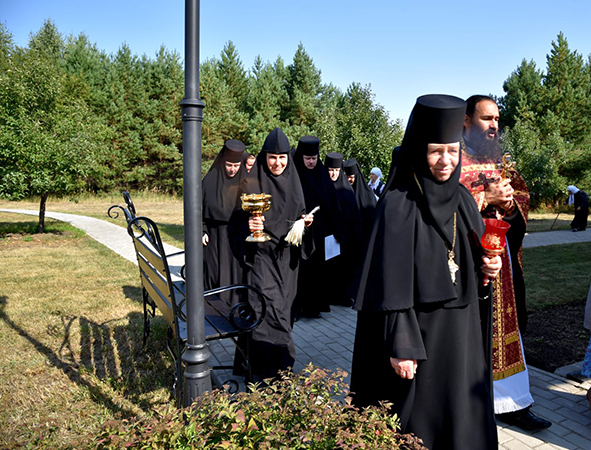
96, 365, 425, 449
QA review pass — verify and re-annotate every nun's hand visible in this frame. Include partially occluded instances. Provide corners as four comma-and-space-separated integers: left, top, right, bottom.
248, 215, 264, 233
303, 214, 314, 227
390, 358, 417, 380
202, 233, 209, 246
481, 254, 502, 286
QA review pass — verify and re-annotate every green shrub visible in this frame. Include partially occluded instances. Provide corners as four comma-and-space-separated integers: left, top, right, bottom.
95, 365, 426, 449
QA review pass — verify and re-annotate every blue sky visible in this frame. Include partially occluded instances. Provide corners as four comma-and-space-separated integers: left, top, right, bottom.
3, 0, 591, 123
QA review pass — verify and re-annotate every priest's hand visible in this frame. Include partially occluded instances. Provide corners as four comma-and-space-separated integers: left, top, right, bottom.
303, 213, 314, 228
390, 357, 417, 380
248, 215, 265, 233
481, 254, 502, 286
202, 233, 209, 246
485, 178, 514, 207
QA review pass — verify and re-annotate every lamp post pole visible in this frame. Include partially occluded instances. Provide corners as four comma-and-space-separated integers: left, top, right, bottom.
180, 0, 212, 405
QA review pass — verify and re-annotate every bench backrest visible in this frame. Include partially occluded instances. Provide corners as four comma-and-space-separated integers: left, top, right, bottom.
107, 190, 138, 226
127, 215, 266, 343
128, 216, 184, 338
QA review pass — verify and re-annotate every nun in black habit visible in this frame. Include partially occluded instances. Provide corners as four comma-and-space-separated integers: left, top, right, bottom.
325, 152, 363, 306
202, 140, 246, 297
293, 136, 341, 318
350, 95, 501, 450
343, 157, 377, 242
232, 128, 314, 380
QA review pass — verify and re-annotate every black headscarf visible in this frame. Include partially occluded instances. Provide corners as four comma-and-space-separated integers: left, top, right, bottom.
202, 139, 246, 221
241, 128, 307, 240
294, 136, 340, 216
344, 158, 377, 218
325, 152, 363, 248
352, 94, 484, 312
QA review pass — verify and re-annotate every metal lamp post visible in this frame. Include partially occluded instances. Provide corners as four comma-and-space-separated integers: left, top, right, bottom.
180, 0, 212, 405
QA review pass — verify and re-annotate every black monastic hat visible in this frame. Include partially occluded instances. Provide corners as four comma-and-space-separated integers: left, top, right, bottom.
297, 135, 320, 156
224, 139, 246, 162
343, 158, 360, 175
406, 94, 466, 145
261, 128, 291, 154
325, 152, 343, 168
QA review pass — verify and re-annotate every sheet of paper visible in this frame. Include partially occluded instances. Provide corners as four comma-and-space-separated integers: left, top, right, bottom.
324, 234, 340, 260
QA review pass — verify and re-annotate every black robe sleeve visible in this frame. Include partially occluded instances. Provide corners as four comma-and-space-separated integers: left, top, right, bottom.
386, 309, 427, 361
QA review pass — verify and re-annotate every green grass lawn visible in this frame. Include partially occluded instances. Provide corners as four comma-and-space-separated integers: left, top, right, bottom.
0, 214, 174, 448
523, 242, 591, 310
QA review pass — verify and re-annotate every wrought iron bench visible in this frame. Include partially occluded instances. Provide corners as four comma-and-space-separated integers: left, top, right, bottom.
108, 193, 266, 406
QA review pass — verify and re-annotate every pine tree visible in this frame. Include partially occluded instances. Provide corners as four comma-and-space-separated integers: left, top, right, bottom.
284, 44, 321, 129
499, 59, 543, 129
542, 32, 590, 144
218, 41, 248, 110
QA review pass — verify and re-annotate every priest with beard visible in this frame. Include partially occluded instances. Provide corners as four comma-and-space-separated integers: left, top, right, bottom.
461, 95, 551, 431
231, 128, 314, 381
350, 94, 501, 449
202, 139, 247, 299
292, 135, 341, 318
343, 157, 377, 243
325, 152, 363, 306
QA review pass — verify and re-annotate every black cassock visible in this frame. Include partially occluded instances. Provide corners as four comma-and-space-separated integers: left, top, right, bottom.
350, 189, 496, 450
231, 129, 313, 380
571, 190, 589, 231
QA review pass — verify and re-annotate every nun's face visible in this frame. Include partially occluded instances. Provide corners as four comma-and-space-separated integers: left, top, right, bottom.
245, 156, 256, 172
347, 174, 355, 185
224, 161, 241, 178
303, 155, 318, 170
328, 167, 340, 181
427, 142, 460, 181
266, 153, 288, 176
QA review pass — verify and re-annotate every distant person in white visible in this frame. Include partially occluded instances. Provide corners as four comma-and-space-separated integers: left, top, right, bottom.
368, 167, 385, 198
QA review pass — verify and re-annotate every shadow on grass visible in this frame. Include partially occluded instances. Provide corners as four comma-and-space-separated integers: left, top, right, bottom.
0, 293, 174, 419
0, 219, 75, 236
157, 223, 185, 244
122, 285, 142, 304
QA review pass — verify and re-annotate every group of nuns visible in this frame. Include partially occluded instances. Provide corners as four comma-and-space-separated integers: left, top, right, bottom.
202, 127, 375, 381
202, 94, 502, 450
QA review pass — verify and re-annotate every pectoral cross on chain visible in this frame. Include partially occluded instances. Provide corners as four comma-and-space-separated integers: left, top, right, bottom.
496, 153, 516, 180
448, 250, 459, 285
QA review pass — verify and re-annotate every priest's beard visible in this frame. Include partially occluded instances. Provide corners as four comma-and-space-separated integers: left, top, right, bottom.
467, 132, 503, 162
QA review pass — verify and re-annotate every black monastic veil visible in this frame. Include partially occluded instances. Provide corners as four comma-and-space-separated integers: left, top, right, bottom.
343, 158, 376, 241
201, 140, 246, 295
325, 152, 363, 306
292, 136, 340, 316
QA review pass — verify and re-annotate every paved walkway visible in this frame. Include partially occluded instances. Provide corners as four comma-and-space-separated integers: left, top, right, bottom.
2, 208, 591, 449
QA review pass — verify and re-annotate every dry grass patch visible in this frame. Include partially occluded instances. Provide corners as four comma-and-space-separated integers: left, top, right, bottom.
0, 218, 176, 448
526, 212, 574, 233
1, 193, 185, 248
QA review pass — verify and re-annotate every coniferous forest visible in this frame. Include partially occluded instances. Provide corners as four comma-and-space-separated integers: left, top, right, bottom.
2, 20, 591, 209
